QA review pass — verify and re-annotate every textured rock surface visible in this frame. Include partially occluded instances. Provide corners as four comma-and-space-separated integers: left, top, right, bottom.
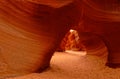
0, 0, 81, 76
0, 0, 120, 78
73, 0, 120, 67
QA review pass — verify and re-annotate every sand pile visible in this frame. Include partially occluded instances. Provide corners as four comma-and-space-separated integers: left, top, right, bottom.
5, 52, 120, 79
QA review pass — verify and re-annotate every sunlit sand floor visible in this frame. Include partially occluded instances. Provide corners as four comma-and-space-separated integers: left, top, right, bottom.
6, 52, 120, 79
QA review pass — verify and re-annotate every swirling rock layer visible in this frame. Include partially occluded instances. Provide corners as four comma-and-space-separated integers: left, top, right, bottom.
0, 0, 81, 77
74, 0, 120, 67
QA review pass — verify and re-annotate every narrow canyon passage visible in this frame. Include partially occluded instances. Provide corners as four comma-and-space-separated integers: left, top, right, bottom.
0, 0, 120, 78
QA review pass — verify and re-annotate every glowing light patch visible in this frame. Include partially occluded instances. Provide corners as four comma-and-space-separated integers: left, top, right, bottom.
70, 29, 75, 33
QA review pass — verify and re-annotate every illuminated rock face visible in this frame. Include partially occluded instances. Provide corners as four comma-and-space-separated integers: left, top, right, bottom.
0, 0, 81, 77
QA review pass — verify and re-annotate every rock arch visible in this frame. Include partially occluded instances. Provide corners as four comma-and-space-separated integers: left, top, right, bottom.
0, 0, 120, 78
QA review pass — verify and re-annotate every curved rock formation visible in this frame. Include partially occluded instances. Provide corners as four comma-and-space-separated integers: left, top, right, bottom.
0, 0, 120, 77
74, 0, 120, 67
0, 0, 81, 77
77, 32, 108, 63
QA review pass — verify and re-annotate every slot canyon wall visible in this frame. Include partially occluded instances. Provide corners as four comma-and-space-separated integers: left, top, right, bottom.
0, 0, 81, 77
59, 0, 120, 66
0, 0, 120, 77
73, 0, 120, 67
